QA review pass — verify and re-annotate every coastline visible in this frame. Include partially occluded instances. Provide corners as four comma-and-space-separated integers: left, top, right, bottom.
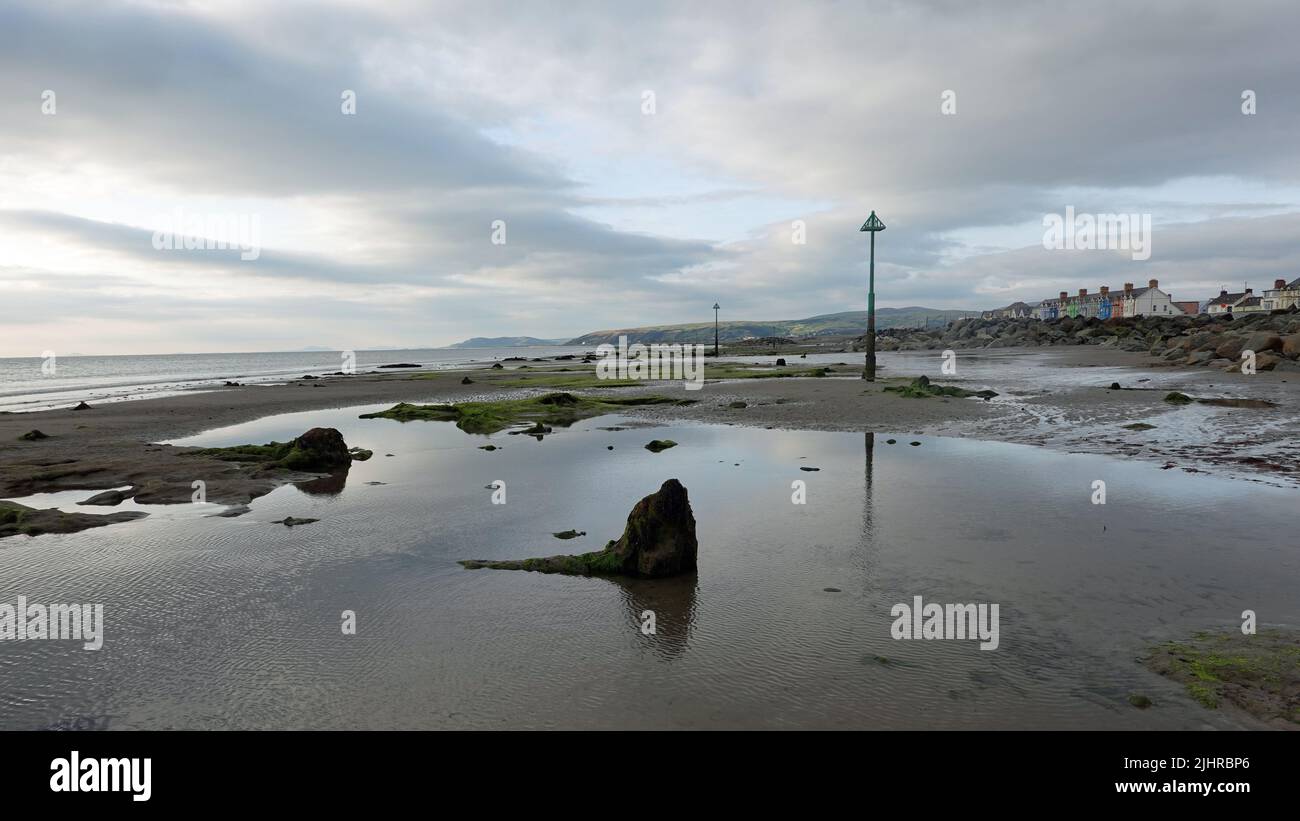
2, 345, 1297, 519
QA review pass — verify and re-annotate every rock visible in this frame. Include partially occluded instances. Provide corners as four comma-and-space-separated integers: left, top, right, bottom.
728, 401, 747, 409
1281, 335, 1300, 359
19, 429, 49, 440
1108, 382, 1121, 390
1214, 337, 1245, 360
79, 489, 132, 506
73, 402, 92, 411
478, 445, 499, 451
775, 358, 787, 366
1122, 423, 1157, 431
1, 501, 147, 539
461, 376, 474, 384
1242, 332, 1282, 354
1163, 392, 1193, 404
1128, 694, 1153, 709
272, 517, 319, 527
552, 530, 586, 540
799, 466, 820, 471
1255, 352, 1283, 372
644, 439, 678, 452
348, 447, 373, 461
459, 479, 697, 578
909, 441, 921, 446
377, 363, 421, 369
490, 363, 504, 369
285, 428, 354, 470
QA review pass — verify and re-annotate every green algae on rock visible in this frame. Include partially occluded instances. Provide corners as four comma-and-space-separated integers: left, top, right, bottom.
359, 392, 690, 435
460, 479, 697, 578
1142, 629, 1300, 724
884, 375, 998, 400
184, 427, 358, 473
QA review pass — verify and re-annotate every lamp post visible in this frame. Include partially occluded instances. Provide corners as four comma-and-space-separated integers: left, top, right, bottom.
713, 302, 720, 357
859, 211, 886, 380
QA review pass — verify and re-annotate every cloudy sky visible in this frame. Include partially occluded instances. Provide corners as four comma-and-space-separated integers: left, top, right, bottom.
2, 0, 1299, 356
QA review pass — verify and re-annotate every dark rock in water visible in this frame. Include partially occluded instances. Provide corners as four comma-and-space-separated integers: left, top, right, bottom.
909, 441, 921, 446
461, 376, 474, 384
459, 479, 698, 578
776, 358, 787, 366
286, 428, 354, 470
552, 530, 586, 540
799, 466, 820, 471
1164, 391, 1193, 404
19, 429, 49, 440
1122, 423, 1157, 431
189, 427, 357, 472
478, 444, 499, 451
73, 402, 92, 411
272, 517, 319, 527
607, 445, 614, 450
1, 500, 147, 538
886, 439, 897, 444
645, 439, 678, 452
301, 374, 318, 380
509, 421, 552, 437
728, 401, 747, 409
348, 447, 374, 461
823, 587, 842, 593
377, 363, 421, 368
490, 363, 504, 370
1127, 694, 1153, 709
364, 481, 386, 486
79, 489, 133, 506
1109, 382, 1121, 390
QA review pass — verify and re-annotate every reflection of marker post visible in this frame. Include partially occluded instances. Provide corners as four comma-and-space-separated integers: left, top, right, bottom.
859, 211, 886, 381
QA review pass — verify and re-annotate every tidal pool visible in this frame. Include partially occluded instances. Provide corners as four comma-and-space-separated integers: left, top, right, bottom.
0, 403, 1294, 729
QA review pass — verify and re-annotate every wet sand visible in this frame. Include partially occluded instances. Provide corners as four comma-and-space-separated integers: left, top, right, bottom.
2, 346, 1297, 515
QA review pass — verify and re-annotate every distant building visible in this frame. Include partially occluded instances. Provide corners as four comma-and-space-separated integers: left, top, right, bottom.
1205, 288, 1255, 315
1262, 277, 1300, 311
1118, 279, 1177, 317
1171, 300, 1199, 316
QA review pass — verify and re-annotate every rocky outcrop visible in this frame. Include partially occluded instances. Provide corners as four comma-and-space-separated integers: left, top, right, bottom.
187, 427, 357, 473
459, 479, 698, 578
862, 308, 1300, 371
0, 500, 147, 538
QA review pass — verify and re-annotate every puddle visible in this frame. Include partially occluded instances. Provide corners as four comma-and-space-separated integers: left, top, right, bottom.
0, 403, 1294, 729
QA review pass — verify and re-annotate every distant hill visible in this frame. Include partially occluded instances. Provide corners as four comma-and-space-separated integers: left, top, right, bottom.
566, 308, 976, 346
449, 336, 570, 348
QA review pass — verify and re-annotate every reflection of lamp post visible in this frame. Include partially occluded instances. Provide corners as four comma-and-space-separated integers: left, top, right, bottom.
859, 211, 886, 381
713, 303, 720, 357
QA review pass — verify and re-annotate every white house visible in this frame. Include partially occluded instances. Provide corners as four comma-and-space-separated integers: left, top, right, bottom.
1205, 288, 1254, 315
1119, 279, 1178, 317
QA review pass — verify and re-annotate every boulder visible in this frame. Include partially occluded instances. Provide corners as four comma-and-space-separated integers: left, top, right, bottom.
284, 428, 353, 471
1214, 337, 1246, 360
1282, 335, 1300, 359
1243, 332, 1283, 355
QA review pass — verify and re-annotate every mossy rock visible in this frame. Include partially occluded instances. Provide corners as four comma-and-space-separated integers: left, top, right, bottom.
459, 479, 697, 578
645, 439, 678, 452
1164, 391, 1193, 404
1142, 629, 1300, 724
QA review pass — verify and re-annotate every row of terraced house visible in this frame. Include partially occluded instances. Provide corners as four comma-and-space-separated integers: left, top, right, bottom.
983, 276, 1300, 321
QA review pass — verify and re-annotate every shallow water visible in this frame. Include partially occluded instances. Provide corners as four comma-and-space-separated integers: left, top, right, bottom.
0, 403, 1294, 729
